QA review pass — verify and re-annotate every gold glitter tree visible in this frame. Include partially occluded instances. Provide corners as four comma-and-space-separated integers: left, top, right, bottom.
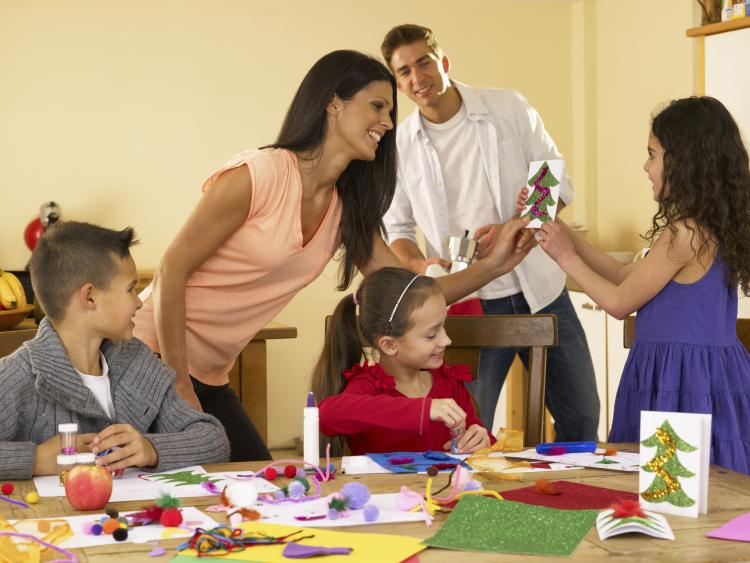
640, 420, 697, 507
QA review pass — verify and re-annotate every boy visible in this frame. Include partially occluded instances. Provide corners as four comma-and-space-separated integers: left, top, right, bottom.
0, 222, 229, 480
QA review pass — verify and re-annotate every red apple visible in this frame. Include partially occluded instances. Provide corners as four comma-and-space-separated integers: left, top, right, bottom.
64, 465, 113, 510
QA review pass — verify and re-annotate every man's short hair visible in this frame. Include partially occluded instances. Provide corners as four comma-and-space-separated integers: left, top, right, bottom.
381, 24, 441, 69
29, 221, 138, 322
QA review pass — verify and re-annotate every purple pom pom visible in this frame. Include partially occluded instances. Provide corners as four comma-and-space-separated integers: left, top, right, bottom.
296, 468, 306, 478
463, 479, 482, 491
363, 504, 380, 522
288, 480, 306, 499
327, 508, 340, 520
273, 490, 285, 501
340, 482, 370, 510
91, 524, 103, 536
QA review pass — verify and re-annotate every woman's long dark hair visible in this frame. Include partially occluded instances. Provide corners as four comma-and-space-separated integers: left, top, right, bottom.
645, 96, 750, 294
265, 50, 398, 290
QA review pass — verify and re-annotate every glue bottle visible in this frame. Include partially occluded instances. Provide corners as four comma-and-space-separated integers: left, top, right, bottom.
303, 392, 320, 467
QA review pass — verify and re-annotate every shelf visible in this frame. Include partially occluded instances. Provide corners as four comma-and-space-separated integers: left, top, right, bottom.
687, 16, 750, 37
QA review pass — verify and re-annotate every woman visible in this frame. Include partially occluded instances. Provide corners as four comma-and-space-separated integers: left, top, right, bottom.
133, 50, 532, 461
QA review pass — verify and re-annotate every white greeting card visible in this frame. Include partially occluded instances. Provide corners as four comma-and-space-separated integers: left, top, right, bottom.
596, 508, 675, 541
507, 448, 640, 472
521, 159, 564, 228
639, 411, 711, 518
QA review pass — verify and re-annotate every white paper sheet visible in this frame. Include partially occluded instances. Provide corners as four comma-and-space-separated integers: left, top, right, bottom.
506, 448, 641, 472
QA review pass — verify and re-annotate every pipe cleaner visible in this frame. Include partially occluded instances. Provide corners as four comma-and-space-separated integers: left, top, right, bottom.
250, 443, 335, 483
0, 530, 78, 563
176, 526, 313, 556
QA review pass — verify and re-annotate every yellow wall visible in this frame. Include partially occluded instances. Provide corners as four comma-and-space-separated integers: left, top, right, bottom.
0, 1, 697, 448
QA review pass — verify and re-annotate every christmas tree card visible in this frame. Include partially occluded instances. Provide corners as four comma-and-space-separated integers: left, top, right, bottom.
639, 411, 711, 518
596, 505, 675, 541
521, 159, 564, 228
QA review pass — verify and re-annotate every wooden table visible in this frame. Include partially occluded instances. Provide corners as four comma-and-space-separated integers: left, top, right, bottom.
2, 448, 749, 562
0, 319, 297, 444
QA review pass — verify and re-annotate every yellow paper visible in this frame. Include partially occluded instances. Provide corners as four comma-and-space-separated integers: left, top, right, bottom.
178, 521, 426, 563
490, 427, 525, 452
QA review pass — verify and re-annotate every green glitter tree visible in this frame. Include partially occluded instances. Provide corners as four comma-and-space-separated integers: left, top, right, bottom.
148, 470, 220, 487
521, 161, 559, 223
640, 420, 697, 507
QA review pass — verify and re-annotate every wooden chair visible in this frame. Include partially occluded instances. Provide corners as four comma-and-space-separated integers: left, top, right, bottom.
624, 315, 750, 352
326, 314, 557, 447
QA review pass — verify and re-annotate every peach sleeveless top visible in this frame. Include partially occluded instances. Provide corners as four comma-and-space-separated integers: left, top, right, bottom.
133, 148, 341, 385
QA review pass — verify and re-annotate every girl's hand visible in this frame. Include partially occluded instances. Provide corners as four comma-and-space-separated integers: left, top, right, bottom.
538, 221, 576, 265
455, 424, 491, 453
91, 424, 158, 471
429, 398, 467, 431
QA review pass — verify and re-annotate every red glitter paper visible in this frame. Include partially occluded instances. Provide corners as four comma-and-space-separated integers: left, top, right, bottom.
501, 480, 638, 510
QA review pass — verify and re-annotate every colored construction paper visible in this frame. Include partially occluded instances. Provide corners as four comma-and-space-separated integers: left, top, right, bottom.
174, 521, 426, 562
424, 496, 597, 557
365, 451, 467, 473
501, 480, 638, 510
706, 512, 750, 542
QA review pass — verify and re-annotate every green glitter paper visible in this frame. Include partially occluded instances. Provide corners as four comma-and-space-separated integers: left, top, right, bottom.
424, 496, 598, 557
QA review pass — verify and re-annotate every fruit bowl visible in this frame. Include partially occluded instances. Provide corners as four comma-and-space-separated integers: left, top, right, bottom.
0, 305, 34, 330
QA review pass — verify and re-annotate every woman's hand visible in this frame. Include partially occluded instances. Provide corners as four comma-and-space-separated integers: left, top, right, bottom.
516, 186, 530, 215
91, 424, 158, 471
429, 398, 467, 431
445, 424, 491, 453
32, 433, 96, 476
538, 221, 577, 266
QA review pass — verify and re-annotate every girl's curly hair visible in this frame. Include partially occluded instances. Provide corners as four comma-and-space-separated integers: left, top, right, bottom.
644, 96, 750, 295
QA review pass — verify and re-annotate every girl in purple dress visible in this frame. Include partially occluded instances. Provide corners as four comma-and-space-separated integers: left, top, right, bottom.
530, 97, 750, 474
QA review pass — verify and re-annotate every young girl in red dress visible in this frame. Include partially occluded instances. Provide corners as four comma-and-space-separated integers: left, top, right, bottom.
312, 267, 493, 455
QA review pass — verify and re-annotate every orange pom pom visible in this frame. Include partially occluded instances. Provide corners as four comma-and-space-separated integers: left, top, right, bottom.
603, 447, 618, 456
102, 517, 120, 534
533, 478, 560, 495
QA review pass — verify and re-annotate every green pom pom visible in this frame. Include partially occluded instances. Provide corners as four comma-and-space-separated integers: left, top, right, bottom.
328, 496, 348, 512
292, 477, 310, 493
155, 492, 182, 509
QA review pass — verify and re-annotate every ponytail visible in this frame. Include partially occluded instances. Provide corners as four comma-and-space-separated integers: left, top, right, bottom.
310, 293, 363, 404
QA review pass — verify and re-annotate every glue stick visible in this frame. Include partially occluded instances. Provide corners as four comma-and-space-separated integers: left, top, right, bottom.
303, 392, 320, 467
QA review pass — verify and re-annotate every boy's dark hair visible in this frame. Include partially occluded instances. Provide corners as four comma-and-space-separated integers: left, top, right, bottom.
381, 24, 441, 69
311, 267, 441, 404
645, 96, 750, 295
29, 221, 139, 322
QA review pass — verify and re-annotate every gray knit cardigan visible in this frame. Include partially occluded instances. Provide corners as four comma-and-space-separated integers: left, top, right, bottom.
0, 318, 230, 479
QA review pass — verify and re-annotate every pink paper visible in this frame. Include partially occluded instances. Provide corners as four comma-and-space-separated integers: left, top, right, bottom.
706, 512, 750, 542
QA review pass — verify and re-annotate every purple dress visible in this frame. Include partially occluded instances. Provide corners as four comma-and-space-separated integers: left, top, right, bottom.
609, 255, 750, 474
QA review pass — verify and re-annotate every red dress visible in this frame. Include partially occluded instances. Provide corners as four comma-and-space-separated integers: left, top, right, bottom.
319, 362, 494, 455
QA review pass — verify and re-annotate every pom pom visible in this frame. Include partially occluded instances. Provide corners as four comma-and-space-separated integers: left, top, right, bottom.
112, 528, 128, 541
91, 524, 103, 536
292, 477, 311, 494
296, 468, 306, 478
25, 492, 39, 504
327, 508, 340, 520
106, 508, 119, 518
225, 482, 258, 508
283, 465, 297, 478
102, 518, 120, 535
341, 482, 370, 510
117, 516, 128, 525
81, 522, 94, 535
533, 479, 560, 495
99, 516, 109, 524
426, 466, 439, 477
328, 463, 336, 473
363, 504, 380, 522
288, 480, 306, 499
463, 479, 482, 492
159, 507, 183, 527
264, 467, 278, 480
603, 447, 618, 457
155, 492, 181, 509
1, 483, 14, 495
273, 490, 285, 501
611, 499, 646, 519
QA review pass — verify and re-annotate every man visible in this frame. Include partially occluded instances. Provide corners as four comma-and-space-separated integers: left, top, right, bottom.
380, 24, 599, 441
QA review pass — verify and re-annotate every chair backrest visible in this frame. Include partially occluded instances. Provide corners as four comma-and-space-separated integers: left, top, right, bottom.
324, 313, 557, 446
624, 315, 750, 353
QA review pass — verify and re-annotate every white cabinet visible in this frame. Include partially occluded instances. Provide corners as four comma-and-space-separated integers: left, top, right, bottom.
569, 290, 629, 441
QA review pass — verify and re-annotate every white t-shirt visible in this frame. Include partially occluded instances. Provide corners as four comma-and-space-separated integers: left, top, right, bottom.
421, 104, 522, 299
76, 353, 115, 419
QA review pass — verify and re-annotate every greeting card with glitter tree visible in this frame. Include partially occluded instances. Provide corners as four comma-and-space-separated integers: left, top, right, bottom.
521, 159, 563, 228
639, 411, 711, 518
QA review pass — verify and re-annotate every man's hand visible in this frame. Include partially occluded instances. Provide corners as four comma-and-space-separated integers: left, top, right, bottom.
91, 424, 158, 471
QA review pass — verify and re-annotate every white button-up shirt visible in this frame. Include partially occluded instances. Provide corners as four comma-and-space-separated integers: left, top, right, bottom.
384, 82, 572, 313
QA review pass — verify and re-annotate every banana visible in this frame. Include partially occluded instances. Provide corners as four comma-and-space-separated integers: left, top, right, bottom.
0, 277, 17, 310
0, 270, 27, 309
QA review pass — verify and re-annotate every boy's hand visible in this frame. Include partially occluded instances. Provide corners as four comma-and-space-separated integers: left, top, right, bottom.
429, 398, 467, 431
32, 433, 97, 476
454, 424, 491, 453
91, 424, 158, 471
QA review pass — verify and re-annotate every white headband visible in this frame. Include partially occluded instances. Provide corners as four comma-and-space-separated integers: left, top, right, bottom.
386, 274, 422, 331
